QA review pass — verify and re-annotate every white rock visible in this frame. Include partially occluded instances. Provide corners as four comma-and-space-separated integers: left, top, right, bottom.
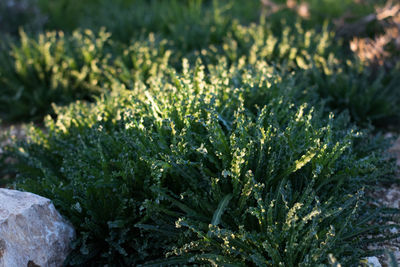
365, 256, 382, 267
0, 189, 75, 267
395, 251, 400, 262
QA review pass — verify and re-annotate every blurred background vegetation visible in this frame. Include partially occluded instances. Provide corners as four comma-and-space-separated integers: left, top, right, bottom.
0, 0, 398, 126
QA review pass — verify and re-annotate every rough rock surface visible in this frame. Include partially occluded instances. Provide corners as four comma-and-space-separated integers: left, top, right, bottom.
0, 188, 75, 267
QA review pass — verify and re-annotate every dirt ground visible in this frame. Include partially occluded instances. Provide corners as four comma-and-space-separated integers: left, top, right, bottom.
369, 136, 400, 266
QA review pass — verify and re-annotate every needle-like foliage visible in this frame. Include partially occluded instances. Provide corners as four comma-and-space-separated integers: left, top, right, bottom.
6, 59, 397, 265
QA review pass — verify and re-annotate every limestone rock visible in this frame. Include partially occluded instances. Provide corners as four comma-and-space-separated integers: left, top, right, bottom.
0, 188, 75, 267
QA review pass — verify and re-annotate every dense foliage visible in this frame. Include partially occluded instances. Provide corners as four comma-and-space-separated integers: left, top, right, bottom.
1, 18, 399, 124
0, 0, 399, 266
7, 60, 398, 265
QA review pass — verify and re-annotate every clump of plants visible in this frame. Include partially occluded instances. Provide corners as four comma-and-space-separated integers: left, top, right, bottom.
199, 19, 400, 127
307, 61, 400, 126
1, 1, 400, 265
38, 0, 262, 47
7, 60, 397, 265
4, 12, 399, 127
0, 29, 172, 122
0, 29, 111, 121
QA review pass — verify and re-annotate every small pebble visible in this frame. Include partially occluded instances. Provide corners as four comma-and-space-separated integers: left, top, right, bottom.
365, 256, 382, 267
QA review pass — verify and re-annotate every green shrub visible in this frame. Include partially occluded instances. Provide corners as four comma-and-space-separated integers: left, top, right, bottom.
105, 34, 172, 90
3, 11, 399, 126
39, 0, 261, 48
1, 1, 398, 265
0, 30, 172, 122
306, 62, 400, 126
0, 29, 111, 121
37, 0, 101, 32
198, 20, 339, 68
84, 0, 232, 49
198, 20, 400, 126
8, 60, 397, 265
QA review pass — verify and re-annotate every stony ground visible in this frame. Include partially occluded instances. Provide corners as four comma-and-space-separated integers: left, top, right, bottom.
0, 123, 28, 186
0, 123, 27, 146
374, 136, 400, 266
